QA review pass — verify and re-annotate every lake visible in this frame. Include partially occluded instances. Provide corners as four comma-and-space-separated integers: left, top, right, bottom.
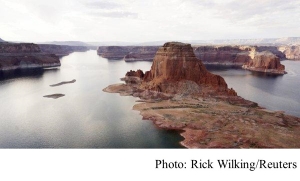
0, 50, 299, 148
0, 50, 183, 148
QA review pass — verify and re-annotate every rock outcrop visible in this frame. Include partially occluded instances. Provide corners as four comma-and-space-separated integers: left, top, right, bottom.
242, 51, 285, 74
126, 42, 237, 97
0, 43, 60, 71
38, 44, 89, 57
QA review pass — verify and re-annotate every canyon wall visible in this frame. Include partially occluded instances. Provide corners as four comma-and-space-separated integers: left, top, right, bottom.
193, 46, 253, 65
98, 44, 300, 62
278, 46, 300, 60
97, 44, 288, 74
0, 43, 60, 71
97, 46, 159, 61
39, 44, 89, 57
0, 43, 40, 53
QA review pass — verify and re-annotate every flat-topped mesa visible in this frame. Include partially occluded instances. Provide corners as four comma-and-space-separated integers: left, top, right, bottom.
242, 51, 286, 74
128, 42, 237, 96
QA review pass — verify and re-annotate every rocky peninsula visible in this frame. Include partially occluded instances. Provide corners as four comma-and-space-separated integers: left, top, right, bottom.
0, 42, 60, 71
103, 42, 300, 148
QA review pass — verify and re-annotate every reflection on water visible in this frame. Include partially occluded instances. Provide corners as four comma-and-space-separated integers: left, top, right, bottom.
0, 68, 59, 81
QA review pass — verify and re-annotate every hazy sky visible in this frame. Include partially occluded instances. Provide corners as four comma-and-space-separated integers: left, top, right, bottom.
1, 0, 300, 42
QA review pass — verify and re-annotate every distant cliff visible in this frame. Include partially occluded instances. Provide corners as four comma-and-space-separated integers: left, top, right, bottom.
97, 46, 159, 61
193, 46, 253, 65
0, 38, 5, 42
0, 43, 60, 71
0, 43, 40, 53
38, 44, 89, 57
278, 46, 300, 60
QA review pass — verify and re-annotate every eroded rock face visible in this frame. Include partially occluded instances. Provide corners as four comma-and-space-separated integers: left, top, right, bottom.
127, 42, 237, 96
0, 43, 60, 71
242, 51, 285, 74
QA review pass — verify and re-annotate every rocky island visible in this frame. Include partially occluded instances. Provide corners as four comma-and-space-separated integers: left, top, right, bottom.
0, 42, 60, 71
104, 42, 300, 148
242, 51, 286, 74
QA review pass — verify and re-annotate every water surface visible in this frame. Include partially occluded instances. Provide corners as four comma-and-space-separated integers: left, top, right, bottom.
0, 50, 183, 148
206, 61, 300, 117
0, 51, 299, 148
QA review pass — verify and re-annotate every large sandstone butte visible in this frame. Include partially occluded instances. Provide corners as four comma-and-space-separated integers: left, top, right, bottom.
131, 42, 237, 96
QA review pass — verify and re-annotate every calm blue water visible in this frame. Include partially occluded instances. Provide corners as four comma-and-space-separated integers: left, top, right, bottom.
0, 50, 183, 148
206, 61, 300, 117
0, 51, 299, 148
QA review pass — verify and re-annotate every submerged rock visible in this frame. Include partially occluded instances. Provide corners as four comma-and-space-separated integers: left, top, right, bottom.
50, 79, 76, 87
43, 94, 65, 99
